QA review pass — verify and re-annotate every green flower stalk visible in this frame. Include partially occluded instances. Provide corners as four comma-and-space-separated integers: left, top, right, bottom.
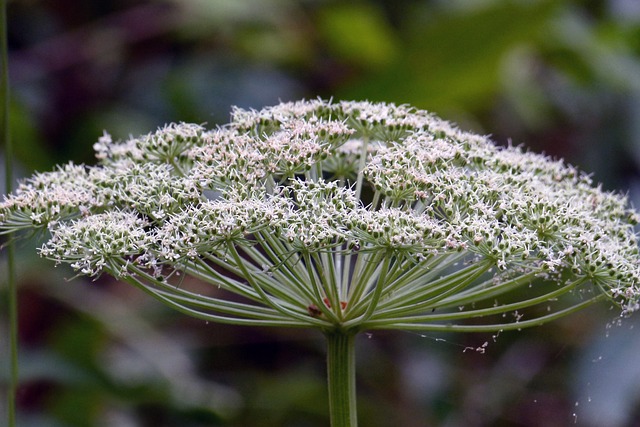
2, 100, 639, 426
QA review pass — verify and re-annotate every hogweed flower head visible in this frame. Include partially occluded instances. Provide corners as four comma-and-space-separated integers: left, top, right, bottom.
2, 100, 639, 333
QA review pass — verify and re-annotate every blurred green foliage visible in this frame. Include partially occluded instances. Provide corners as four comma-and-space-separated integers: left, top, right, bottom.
339, 1, 560, 110
3, 0, 640, 426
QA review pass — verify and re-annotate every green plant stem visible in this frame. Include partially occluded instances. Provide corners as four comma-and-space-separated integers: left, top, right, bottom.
1, 0, 17, 425
325, 330, 358, 427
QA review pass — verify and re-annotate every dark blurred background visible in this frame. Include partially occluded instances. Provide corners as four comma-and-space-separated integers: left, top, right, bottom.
2, 0, 640, 426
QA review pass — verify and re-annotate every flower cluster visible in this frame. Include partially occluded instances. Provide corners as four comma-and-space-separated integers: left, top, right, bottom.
0, 163, 97, 230
39, 210, 153, 277
93, 122, 205, 164
2, 99, 639, 331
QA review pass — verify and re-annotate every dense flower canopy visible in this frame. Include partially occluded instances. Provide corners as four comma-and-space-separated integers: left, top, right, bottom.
2, 100, 639, 332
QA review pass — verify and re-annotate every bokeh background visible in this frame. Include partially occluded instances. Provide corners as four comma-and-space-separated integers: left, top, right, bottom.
2, 0, 640, 426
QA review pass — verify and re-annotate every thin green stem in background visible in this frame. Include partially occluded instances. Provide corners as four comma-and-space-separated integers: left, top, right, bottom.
325, 330, 358, 427
1, 0, 18, 425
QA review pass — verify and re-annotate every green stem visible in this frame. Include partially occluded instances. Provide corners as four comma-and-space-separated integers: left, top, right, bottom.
354, 134, 369, 200
367, 295, 604, 333
325, 330, 358, 427
359, 250, 392, 322
1, 1, 17, 425
226, 243, 316, 324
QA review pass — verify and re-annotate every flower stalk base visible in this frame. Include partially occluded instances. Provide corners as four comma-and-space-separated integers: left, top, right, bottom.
326, 330, 358, 427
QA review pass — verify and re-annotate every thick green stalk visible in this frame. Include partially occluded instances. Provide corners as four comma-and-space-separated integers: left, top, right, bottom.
325, 330, 358, 427
1, 0, 17, 425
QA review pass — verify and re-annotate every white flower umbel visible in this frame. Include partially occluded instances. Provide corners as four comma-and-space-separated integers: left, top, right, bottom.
2, 100, 639, 427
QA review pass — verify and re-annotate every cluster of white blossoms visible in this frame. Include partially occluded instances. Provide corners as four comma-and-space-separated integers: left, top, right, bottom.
2, 99, 639, 331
